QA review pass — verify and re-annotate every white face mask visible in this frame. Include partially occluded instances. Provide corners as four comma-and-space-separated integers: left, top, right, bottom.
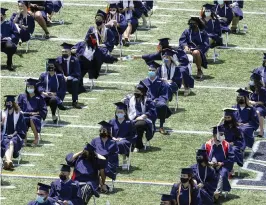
205, 11, 211, 17
27, 87, 34, 94
249, 80, 254, 86
217, 0, 224, 5
110, 11, 116, 15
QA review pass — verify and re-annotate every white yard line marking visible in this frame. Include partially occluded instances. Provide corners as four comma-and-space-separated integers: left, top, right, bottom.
35, 133, 63, 137
21, 153, 44, 157
65, 97, 97, 100
1, 185, 16, 189
157, 1, 184, 3
100, 72, 120, 76
0, 197, 6, 200
47, 114, 79, 118
15, 164, 35, 167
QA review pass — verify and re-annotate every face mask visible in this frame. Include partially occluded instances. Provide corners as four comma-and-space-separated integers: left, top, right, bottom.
224, 120, 232, 125
180, 178, 189, 184
217, 0, 224, 5
249, 80, 254, 86
59, 174, 67, 181
148, 71, 156, 78
217, 134, 225, 142
163, 58, 170, 65
62, 54, 69, 59
110, 11, 116, 15
205, 11, 211, 17
36, 195, 45, 203
27, 88, 34, 94
237, 99, 245, 104
96, 21, 103, 26
196, 158, 205, 164
189, 23, 197, 29
100, 133, 108, 138
6, 104, 12, 110
116, 113, 125, 119
134, 93, 142, 99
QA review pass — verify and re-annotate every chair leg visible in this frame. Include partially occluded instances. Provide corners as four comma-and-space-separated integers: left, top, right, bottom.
26, 41, 30, 53
134, 30, 137, 42
175, 91, 178, 112
105, 64, 109, 74
57, 109, 60, 125
90, 79, 94, 90
127, 144, 132, 171
226, 32, 229, 47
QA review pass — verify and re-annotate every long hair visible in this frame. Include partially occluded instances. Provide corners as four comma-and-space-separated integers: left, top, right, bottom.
200, 8, 218, 20
4, 101, 20, 113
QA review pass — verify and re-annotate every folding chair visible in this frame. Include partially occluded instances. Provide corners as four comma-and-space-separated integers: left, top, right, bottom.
212, 47, 219, 62
90, 79, 95, 90
223, 32, 229, 47
49, 11, 64, 25
78, 182, 97, 205
144, 139, 150, 150
175, 91, 178, 112
134, 29, 138, 42
56, 108, 61, 125
122, 144, 132, 171
14, 149, 22, 166
147, 9, 153, 29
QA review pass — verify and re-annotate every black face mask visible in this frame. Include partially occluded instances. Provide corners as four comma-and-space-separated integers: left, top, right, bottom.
134, 93, 142, 99
59, 174, 67, 181
189, 23, 197, 29
224, 120, 232, 126
62, 54, 69, 59
196, 158, 205, 164
96, 21, 103, 26
1, 17, 3, 22
237, 99, 245, 104
180, 178, 189, 184
100, 133, 108, 138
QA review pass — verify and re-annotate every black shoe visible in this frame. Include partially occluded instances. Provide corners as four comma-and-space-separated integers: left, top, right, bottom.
52, 116, 58, 124
72, 101, 82, 109
78, 86, 87, 94
7, 64, 15, 71
58, 104, 67, 110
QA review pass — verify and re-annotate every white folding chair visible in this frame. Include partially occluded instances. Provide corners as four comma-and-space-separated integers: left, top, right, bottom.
122, 144, 132, 171
78, 182, 97, 205
175, 91, 178, 112
223, 32, 229, 47
90, 79, 95, 90
147, 9, 153, 29
212, 47, 219, 62
15, 150, 22, 166
144, 139, 150, 150
134, 29, 138, 42
56, 108, 61, 125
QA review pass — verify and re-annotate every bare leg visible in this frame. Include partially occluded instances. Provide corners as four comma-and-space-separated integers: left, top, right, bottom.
4, 141, 14, 163
99, 169, 107, 191
257, 111, 264, 136
123, 23, 132, 40
192, 50, 203, 78
231, 14, 239, 32
30, 119, 39, 145
34, 11, 49, 35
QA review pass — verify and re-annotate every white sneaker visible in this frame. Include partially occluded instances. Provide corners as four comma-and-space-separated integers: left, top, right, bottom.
133, 148, 139, 153
184, 88, 191, 97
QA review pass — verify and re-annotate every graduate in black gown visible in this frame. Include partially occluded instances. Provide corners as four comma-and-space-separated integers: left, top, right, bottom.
170, 168, 202, 205
232, 88, 259, 148
1, 95, 27, 170
91, 121, 119, 193
109, 102, 137, 168
65, 143, 103, 201
28, 183, 56, 205
39, 58, 66, 123
202, 125, 235, 201
179, 16, 209, 79
214, 0, 233, 32
72, 32, 118, 83
191, 149, 218, 205
47, 0, 63, 23
56, 42, 82, 109
123, 83, 157, 151
160, 194, 175, 205
10, 1, 35, 44
28, 0, 53, 38
1, 8, 19, 71
49, 164, 83, 205
250, 53, 266, 86
229, 0, 244, 33
141, 65, 172, 135
201, 4, 222, 48
17, 78, 47, 146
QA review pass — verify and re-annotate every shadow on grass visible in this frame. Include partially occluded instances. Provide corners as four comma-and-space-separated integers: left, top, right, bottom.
100, 69, 120, 74
233, 171, 251, 179
141, 146, 162, 153
48, 21, 72, 27
192, 74, 215, 81
208, 59, 226, 65
0, 64, 23, 71
16, 49, 39, 56
118, 165, 141, 174
1, 180, 12, 186
216, 193, 241, 204
107, 187, 124, 195
169, 107, 186, 114
43, 121, 71, 127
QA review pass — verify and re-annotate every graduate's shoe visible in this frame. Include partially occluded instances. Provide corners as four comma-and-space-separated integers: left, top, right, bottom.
58, 104, 67, 110
3, 161, 9, 170
100, 184, 109, 194
159, 127, 169, 135
72, 101, 82, 109
44, 32, 50, 39
7, 64, 15, 71
52, 115, 58, 124
123, 38, 130, 47
196, 70, 203, 80
257, 132, 264, 138
8, 161, 14, 170
184, 88, 191, 97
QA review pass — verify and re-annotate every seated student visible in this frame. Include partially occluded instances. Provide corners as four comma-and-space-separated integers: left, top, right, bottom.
39, 58, 66, 124
47, 0, 63, 23
105, 3, 127, 46
249, 70, 266, 137
141, 65, 172, 135
222, 108, 245, 167
65, 143, 104, 201
117, 0, 139, 46
202, 125, 234, 201
191, 149, 218, 205
109, 102, 137, 168
28, 0, 53, 38
56, 43, 82, 109
179, 16, 209, 79
123, 83, 157, 152
17, 78, 47, 147
72, 32, 118, 84
170, 168, 202, 205
214, 0, 233, 32
10, 1, 35, 44
91, 121, 119, 193
132, 0, 146, 28
1, 95, 27, 170
250, 53, 266, 86
160, 194, 175, 205
1, 8, 19, 71
49, 164, 83, 205
232, 88, 259, 148
229, 0, 244, 33
142, 0, 154, 23
85, 10, 115, 54
135, 38, 194, 96
201, 4, 222, 48
27, 183, 55, 205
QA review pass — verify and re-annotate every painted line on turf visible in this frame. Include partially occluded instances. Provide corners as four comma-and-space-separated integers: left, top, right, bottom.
2, 173, 266, 191
21, 153, 44, 157
28, 133, 63, 137
0, 197, 6, 200
14, 164, 35, 167
47, 114, 79, 118
1, 185, 16, 189
157, 1, 184, 3
65, 97, 97, 100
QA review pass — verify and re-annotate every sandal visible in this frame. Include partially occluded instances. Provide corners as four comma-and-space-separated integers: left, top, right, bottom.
100, 184, 109, 194
159, 127, 170, 135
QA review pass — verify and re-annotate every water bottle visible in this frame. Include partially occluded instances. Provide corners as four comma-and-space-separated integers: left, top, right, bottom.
122, 55, 133, 61
243, 24, 248, 33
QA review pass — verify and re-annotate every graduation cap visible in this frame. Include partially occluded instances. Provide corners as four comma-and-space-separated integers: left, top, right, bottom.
109, 3, 118, 8
223, 108, 237, 116
203, 3, 215, 11
181, 168, 193, 175
60, 164, 71, 172
37, 183, 51, 192
212, 125, 225, 135
136, 82, 148, 94
148, 61, 161, 70
114, 102, 127, 110
98, 121, 112, 130
158, 38, 170, 47
236, 88, 251, 97
251, 69, 263, 80
61, 42, 74, 50
188, 16, 205, 29
47, 58, 56, 65
162, 48, 175, 57
26, 78, 39, 86
4, 95, 16, 102
196, 149, 207, 157
1, 8, 8, 15
95, 9, 107, 20
160, 194, 174, 201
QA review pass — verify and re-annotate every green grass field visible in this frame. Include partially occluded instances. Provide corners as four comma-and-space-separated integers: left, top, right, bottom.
1, 0, 266, 204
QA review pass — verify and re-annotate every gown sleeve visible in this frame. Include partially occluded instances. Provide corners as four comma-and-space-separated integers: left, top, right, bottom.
145, 98, 157, 122
104, 29, 115, 51
99, 49, 118, 64
56, 74, 66, 101
179, 29, 189, 48
48, 181, 58, 201
27, 15, 35, 35
38, 96, 48, 120
10, 21, 19, 44
16, 112, 27, 138
71, 57, 81, 79
154, 82, 169, 102
142, 52, 162, 64
170, 183, 178, 201
191, 186, 202, 205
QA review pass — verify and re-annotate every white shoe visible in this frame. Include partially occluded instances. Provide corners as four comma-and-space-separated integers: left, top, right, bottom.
184, 88, 191, 97
133, 148, 139, 153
